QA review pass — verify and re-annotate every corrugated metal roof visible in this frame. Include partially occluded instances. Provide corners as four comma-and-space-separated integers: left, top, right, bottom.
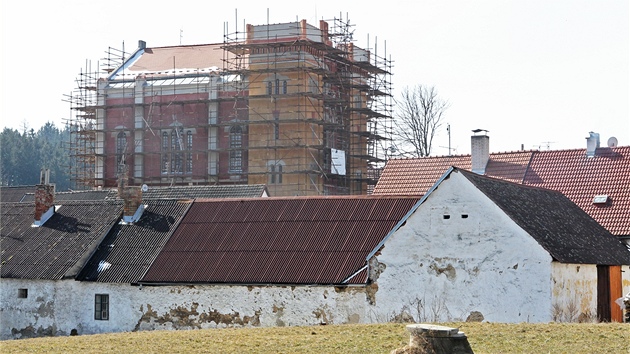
139, 184, 268, 199
141, 196, 421, 285
77, 200, 192, 283
1, 201, 122, 280
21, 190, 115, 202
0, 185, 36, 202
18, 185, 267, 202
458, 168, 630, 265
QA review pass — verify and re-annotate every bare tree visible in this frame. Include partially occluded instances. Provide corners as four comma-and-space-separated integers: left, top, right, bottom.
392, 85, 449, 157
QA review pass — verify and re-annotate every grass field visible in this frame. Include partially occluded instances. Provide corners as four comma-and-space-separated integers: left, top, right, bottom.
1, 322, 628, 354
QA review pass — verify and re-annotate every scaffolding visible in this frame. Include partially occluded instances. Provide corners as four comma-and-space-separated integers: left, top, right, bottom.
220, 14, 393, 195
65, 14, 392, 196
64, 46, 130, 189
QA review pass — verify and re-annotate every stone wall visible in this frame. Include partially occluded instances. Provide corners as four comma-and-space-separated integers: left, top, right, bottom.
1, 279, 369, 340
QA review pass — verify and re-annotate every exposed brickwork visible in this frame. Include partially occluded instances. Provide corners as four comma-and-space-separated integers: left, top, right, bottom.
34, 185, 54, 221
121, 187, 142, 217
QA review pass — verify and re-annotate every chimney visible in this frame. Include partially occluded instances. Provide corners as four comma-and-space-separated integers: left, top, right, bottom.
117, 165, 144, 224
121, 186, 144, 224
586, 132, 600, 158
33, 169, 54, 227
471, 131, 490, 175
138, 40, 146, 50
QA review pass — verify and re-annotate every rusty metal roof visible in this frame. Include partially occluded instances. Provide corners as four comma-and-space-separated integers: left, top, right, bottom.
77, 200, 192, 283
141, 196, 421, 285
1, 201, 122, 280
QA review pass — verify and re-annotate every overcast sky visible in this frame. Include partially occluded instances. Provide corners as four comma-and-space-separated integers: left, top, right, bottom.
1, 0, 628, 154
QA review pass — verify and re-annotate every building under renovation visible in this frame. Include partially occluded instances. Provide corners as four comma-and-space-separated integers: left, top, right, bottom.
65, 16, 392, 196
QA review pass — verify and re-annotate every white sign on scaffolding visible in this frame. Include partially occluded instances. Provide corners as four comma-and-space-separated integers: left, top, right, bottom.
331, 148, 346, 176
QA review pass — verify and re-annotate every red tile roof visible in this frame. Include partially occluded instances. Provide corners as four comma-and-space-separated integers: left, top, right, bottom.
524, 147, 630, 236
373, 151, 534, 195
141, 196, 421, 284
372, 146, 630, 236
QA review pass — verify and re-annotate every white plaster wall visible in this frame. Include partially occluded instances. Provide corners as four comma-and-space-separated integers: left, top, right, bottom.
1, 279, 369, 340
551, 263, 597, 322
373, 172, 554, 323
1, 279, 59, 339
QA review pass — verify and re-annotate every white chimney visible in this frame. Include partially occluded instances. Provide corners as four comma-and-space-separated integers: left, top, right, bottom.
586, 132, 600, 158
471, 132, 490, 175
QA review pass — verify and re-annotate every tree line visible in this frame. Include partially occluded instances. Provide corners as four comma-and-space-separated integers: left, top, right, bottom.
1, 122, 72, 191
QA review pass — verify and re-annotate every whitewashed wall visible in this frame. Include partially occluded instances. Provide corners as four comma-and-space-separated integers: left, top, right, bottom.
1, 279, 369, 340
551, 263, 597, 322
372, 172, 554, 323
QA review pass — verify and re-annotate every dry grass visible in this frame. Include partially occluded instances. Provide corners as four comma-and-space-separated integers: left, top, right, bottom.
1, 322, 628, 354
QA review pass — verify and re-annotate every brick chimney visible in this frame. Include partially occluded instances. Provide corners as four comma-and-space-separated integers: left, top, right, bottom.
33, 169, 54, 227
117, 165, 144, 224
471, 132, 490, 175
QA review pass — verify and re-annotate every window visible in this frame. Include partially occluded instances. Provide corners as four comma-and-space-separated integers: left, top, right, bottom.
116, 131, 127, 174
282, 80, 288, 94
273, 111, 280, 140
274, 79, 280, 95
95, 294, 109, 320
171, 129, 182, 173
162, 127, 193, 175
267, 81, 273, 95
229, 126, 243, 172
18, 288, 28, 298
161, 132, 169, 173
268, 161, 284, 184
186, 131, 193, 173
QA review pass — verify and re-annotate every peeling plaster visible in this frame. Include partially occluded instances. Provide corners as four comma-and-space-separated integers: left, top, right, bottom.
135, 303, 261, 331
11, 325, 55, 339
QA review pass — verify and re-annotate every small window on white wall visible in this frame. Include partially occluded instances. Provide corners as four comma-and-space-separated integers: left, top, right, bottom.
18, 288, 28, 298
95, 294, 109, 320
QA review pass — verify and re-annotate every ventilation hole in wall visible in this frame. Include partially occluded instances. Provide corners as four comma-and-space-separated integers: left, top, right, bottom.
443, 214, 450, 219
461, 214, 469, 219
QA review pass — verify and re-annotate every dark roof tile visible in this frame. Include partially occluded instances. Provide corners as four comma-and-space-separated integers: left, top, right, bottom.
1, 201, 122, 279
76, 200, 192, 283
141, 196, 420, 284
458, 168, 630, 265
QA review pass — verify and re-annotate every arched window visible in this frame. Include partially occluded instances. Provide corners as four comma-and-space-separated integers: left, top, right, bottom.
267, 81, 273, 95
162, 127, 193, 175
282, 80, 288, 94
229, 126, 243, 172
116, 131, 127, 173
268, 160, 284, 184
